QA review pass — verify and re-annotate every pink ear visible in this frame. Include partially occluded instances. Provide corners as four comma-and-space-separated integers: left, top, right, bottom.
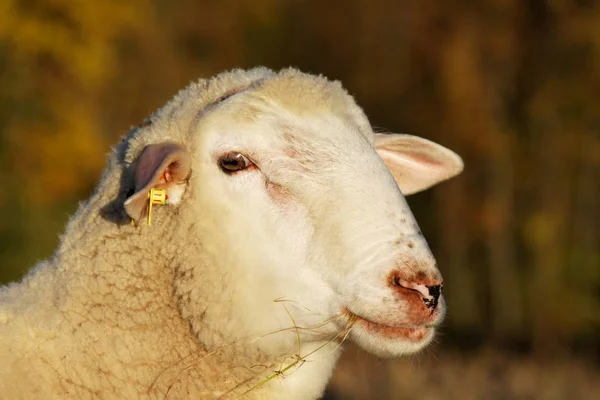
374, 134, 463, 195
124, 142, 191, 222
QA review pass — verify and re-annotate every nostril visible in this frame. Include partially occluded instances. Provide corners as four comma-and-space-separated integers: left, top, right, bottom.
388, 271, 443, 310
391, 274, 402, 288
424, 284, 442, 310
427, 285, 442, 302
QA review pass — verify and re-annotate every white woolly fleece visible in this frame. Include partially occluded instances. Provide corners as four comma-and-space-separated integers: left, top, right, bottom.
0, 67, 462, 399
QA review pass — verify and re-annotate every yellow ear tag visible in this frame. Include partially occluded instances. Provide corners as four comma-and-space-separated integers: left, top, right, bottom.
147, 188, 167, 226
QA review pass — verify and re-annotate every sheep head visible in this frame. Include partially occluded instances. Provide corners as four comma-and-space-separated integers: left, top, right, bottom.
122, 68, 463, 367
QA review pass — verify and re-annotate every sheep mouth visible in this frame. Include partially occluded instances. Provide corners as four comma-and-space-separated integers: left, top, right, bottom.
343, 308, 433, 341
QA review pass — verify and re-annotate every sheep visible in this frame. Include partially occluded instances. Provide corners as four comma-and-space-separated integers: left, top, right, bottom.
0, 67, 463, 399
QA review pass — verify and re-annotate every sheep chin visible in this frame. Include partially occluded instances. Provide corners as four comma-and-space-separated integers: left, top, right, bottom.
352, 326, 436, 358
343, 310, 437, 358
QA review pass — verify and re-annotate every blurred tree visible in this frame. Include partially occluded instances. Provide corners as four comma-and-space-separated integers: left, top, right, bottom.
0, 0, 149, 281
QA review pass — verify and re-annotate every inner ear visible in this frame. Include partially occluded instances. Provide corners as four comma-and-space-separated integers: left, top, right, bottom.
374, 133, 463, 195
124, 142, 191, 222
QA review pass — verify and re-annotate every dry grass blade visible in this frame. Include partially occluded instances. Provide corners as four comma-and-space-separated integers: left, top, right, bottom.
235, 313, 357, 399
152, 302, 346, 399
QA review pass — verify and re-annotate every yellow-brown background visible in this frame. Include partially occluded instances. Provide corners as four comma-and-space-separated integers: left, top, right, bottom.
1, 1, 599, 398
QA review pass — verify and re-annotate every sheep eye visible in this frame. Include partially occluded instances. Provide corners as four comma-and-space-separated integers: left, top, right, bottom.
218, 152, 252, 173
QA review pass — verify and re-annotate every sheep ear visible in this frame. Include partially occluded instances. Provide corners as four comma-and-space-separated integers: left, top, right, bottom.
374, 133, 463, 195
124, 142, 191, 222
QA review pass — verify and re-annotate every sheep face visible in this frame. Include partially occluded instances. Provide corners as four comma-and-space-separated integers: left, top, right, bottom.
126, 72, 463, 367
164, 81, 464, 362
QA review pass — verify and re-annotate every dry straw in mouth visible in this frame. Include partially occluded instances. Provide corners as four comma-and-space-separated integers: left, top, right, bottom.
151, 299, 356, 399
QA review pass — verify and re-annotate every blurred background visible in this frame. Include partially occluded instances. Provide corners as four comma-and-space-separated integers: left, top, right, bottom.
1, 0, 599, 398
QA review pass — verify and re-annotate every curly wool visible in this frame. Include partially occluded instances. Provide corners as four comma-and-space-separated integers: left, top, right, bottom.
0, 67, 370, 399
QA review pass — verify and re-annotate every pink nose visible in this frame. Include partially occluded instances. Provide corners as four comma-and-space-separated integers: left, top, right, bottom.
389, 271, 443, 310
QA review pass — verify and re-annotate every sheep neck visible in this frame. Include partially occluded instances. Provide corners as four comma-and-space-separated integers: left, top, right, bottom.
29, 189, 339, 398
